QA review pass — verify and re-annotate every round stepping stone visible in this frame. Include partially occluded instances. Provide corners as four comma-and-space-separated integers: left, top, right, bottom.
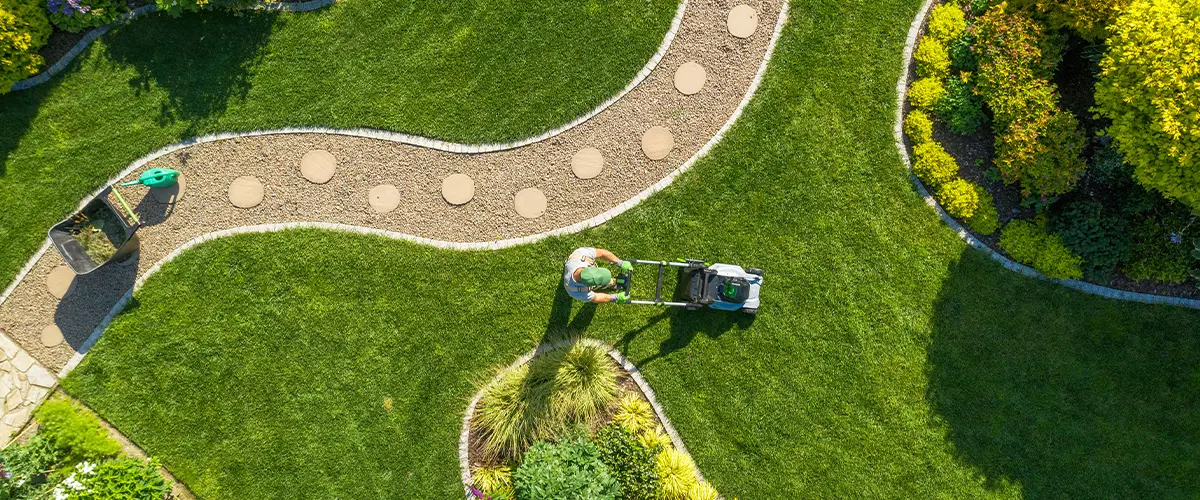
150, 174, 185, 204
45, 265, 75, 300
40, 325, 63, 348
641, 126, 674, 161
442, 174, 475, 205
228, 176, 264, 209
300, 150, 337, 184
369, 184, 401, 213
571, 148, 605, 179
514, 188, 547, 219
727, 4, 759, 38
674, 61, 707, 95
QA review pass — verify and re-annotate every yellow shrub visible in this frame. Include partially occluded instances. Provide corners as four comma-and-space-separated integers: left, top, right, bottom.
687, 482, 720, 500
915, 38, 951, 79
612, 393, 655, 435
999, 218, 1084, 279
0, 0, 51, 92
937, 178, 981, 219
1007, 0, 1130, 41
1095, 0, 1200, 210
912, 142, 959, 187
638, 427, 672, 451
928, 3, 967, 42
656, 448, 699, 500
905, 109, 935, 144
967, 189, 1000, 235
908, 77, 946, 111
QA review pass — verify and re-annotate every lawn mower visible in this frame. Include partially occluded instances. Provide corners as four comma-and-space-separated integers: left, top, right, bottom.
616, 259, 763, 314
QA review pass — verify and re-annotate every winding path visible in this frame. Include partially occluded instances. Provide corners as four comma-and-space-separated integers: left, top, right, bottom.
0, 0, 789, 437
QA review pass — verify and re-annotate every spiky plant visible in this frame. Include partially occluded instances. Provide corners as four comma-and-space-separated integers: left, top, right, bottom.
540, 341, 619, 422
638, 427, 672, 452
472, 464, 514, 499
612, 393, 655, 434
473, 364, 556, 459
656, 448, 699, 500
687, 481, 720, 500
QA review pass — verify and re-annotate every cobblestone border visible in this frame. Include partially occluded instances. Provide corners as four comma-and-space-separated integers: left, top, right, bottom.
892, 0, 1200, 310
458, 338, 708, 500
9, 0, 338, 92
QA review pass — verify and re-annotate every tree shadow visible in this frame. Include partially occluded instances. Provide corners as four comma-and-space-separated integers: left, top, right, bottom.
101, 10, 278, 133
926, 249, 1200, 498
0, 76, 57, 175
54, 247, 140, 352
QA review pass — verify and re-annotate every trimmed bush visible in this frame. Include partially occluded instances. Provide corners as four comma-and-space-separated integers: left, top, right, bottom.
34, 399, 122, 463
1095, 0, 1200, 211
612, 393, 655, 435
904, 109, 934, 144
472, 464, 515, 500
912, 142, 959, 187
1051, 200, 1133, 278
655, 448, 699, 500
0, 0, 50, 93
914, 38, 951, 79
927, 3, 967, 42
938, 178, 981, 220
999, 218, 1084, 279
594, 424, 659, 500
47, 0, 126, 33
934, 75, 986, 135
513, 438, 620, 500
967, 189, 1000, 235
908, 77, 946, 111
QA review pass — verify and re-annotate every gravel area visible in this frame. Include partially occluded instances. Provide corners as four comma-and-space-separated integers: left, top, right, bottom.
0, 0, 784, 371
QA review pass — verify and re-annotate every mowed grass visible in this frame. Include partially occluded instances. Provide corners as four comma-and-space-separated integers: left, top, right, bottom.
0, 0, 678, 289
61, 0, 1200, 498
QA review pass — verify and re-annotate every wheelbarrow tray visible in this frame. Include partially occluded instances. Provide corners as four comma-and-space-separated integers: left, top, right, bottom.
49, 186, 141, 275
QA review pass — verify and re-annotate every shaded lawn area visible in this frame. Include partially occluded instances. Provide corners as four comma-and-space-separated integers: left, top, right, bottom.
0, 0, 678, 289
59, 0, 1200, 498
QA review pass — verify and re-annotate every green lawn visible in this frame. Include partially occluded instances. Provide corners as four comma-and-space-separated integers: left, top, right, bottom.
55, 0, 1200, 498
0, 0, 677, 289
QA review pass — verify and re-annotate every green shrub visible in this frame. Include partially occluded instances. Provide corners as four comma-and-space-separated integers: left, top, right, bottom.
153, 0, 263, 16
908, 77, 946, 111
970, 0, 990, 15
1125, 216, 1193, 283
0, 435, 62, 498
34, 400, 122, 463
1095, 0, 1200, 211
0, 0, 50, 93
999, 218, 1084, 279
474, 363, 553, 459
947, 32, 978, 72
912, 142, 959, 187
914, 38, 951, 79
1050, 201, 1133, 278
655, 448, 698, 500
513, 438, 620, 500
472, 464, 515, 500
544, 341, 619, 423
928, 3, 967, 42
938, 178, 981, 220
46, 0, 126, 33
67, 458, 171, 500
967, 189, 1000, 235
934, 75, 986, 135
1007, 0, 1130, 41
594, 424, 659, 500
904, 109, 935, 144
1088, 143, 1134, 188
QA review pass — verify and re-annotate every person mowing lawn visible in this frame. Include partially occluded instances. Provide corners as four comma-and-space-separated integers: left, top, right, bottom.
563, 247, 633, 303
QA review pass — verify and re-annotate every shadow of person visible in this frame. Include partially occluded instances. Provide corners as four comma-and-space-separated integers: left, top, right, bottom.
540, 280, 598, 346
54, 246, 140, 352
926, 248, 1200, 498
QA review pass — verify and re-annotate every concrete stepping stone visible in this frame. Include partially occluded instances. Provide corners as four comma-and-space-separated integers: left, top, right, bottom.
442, 174, 475, 205
572, 148, 605, 179
228, 176, 264, 209
369, 184, 401, 213
45, 264, 75, 300
727, 4, 759, 38
514, 188, 547, 219
40, 324, 63, 347
150, 174, 185, 204
641, 126, 674, 160
300, 150, 337, 184
674, 62, 707, 95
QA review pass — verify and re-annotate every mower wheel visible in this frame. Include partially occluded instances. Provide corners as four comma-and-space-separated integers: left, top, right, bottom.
746, 267, 763, 276
743, 308, 758, 315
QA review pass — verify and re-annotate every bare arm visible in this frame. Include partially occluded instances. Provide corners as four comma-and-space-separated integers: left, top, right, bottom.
594, 248, 621, 265
591, 293, 616, 303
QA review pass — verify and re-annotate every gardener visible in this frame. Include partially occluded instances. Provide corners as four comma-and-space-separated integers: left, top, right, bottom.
563, 247, 633, 304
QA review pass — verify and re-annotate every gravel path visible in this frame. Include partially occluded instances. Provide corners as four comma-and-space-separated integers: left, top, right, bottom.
0, 0, 785, 376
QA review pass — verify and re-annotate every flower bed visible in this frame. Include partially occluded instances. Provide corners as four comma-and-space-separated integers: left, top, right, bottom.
902, 0, 1199, 298
463, 339, 718, 500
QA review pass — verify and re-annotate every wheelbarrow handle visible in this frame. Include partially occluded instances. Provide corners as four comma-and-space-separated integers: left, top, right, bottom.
110, 186, 140, 224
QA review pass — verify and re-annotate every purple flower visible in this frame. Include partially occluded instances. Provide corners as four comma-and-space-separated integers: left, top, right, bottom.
470, 488, 489, 500
1170, 232, 1183, 244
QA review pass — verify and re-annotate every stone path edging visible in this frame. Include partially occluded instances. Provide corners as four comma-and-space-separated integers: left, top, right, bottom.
9, 0, 338, 92
892, 0, 1200, 311
458, 338, 708, 500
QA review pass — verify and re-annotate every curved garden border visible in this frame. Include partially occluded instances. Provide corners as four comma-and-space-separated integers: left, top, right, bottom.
458, 338, 706, 500
892, 0, 1200, 311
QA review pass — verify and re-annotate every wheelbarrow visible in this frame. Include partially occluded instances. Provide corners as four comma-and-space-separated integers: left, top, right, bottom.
48, 185, 142, 275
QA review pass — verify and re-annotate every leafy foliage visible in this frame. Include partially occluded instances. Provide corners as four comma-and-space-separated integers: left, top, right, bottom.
513, 438, 620, 500
912, 142, 959, 187
34, 400, 122, 464
908, 77, 946, 111
655, 448, 698, 500
71, 458, 171, 500
947, 32, 978, 73
1050, 201, 1133, 279
1088, 143, 1134, 188
1095, 0, 1200, 211
1007, 0, 1131, 40
46, 0, 126, 33
611, 394, 655, 435
0, 0, 49, 93
967, 188, 1000, 235
472, 464, 515, 500
153, 0, 263, 17
938, 178, 981, 220
999, 218, 1084, 279
928, 3, 967, 42
904, 109, 934, 144
1125, 216, 1194, 283
915, 38, 951, 79
933, 75, 986, 135
594, 424, 659, 500
0, 435, 62, 499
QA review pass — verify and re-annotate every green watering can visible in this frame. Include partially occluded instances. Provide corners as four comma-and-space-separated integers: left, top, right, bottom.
120, 168, 180, 189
